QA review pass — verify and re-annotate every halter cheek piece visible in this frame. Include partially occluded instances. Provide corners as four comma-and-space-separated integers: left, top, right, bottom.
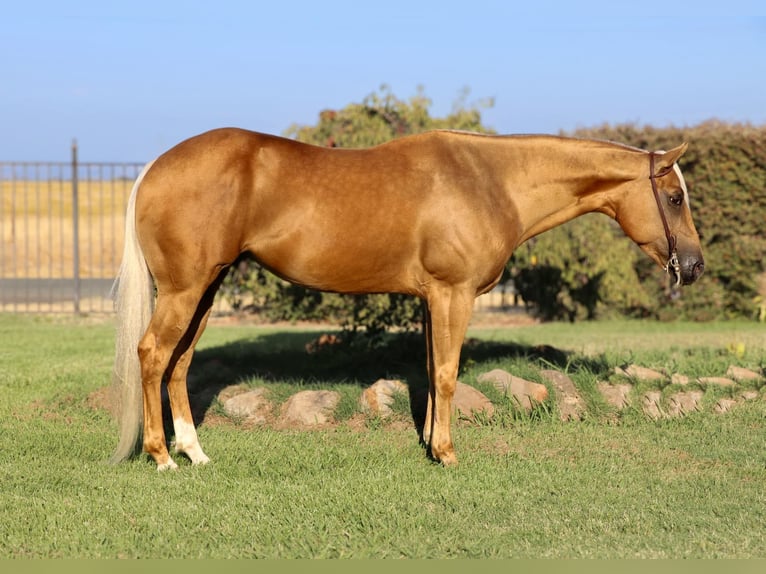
649, 152, 682, 288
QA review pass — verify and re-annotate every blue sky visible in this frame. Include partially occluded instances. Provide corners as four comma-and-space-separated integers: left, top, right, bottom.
2, 0, 764, 161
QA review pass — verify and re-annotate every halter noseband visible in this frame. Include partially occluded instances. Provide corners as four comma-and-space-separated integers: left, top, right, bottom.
649, 152, 681, 288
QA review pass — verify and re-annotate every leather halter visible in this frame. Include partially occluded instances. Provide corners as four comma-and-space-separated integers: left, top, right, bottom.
649, 152, 681, 287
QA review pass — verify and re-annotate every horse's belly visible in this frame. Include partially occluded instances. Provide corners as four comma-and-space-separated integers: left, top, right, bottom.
248, 229, 419, 295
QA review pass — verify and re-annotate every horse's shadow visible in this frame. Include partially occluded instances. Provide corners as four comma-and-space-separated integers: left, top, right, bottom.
173, 328, 606, 437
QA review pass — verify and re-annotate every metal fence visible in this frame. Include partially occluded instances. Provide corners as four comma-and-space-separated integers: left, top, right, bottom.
1, 143, 515, 315
0, 142, 143, 313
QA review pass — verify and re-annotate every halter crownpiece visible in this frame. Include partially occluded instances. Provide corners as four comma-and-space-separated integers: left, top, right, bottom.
648, 152, 682, 288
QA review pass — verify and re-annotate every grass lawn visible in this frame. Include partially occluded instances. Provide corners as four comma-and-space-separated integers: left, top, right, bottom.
0, 313, 764, 558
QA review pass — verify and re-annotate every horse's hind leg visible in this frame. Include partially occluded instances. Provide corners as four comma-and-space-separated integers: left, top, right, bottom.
138, 289, 209, 470
164, 273, 226, 466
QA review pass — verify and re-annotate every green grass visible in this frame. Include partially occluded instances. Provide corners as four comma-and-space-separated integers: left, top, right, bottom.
1, 313, 765, 558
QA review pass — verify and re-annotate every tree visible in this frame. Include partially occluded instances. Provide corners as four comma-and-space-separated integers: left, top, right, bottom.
574, 122, 766, 321
514, 121, 766, 321
511, 214, 654, 321
219, 86, 494, 337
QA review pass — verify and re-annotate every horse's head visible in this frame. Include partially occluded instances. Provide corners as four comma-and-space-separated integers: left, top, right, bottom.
616, 143, 704, 286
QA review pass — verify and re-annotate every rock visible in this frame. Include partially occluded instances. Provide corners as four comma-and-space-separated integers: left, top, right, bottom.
280, 390, 340, 427
305, 333, 343, 354
360, 379, 409, 418
218, 383, 251, 403
714, 398, 737, 414
698, 376, 736, 387
540, 369, 586, 421
642, 390, 664, 420
476, 368, 513, 388
452, 382, 495, 419
615, 364, 666, 381
667, 390, 704, 417
477, 369, 548, 412
726, 365, 762, 382
671, 373, 690, 385
222, 388, 272, 425
597, 381, 632, 410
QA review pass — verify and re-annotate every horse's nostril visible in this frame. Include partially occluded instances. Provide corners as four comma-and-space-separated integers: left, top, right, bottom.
693, 261, 705, 279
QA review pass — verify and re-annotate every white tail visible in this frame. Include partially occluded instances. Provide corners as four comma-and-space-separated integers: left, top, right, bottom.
109, 160, 156, 463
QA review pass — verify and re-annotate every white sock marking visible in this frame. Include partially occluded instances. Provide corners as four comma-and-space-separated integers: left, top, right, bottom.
172, 417, 210, 465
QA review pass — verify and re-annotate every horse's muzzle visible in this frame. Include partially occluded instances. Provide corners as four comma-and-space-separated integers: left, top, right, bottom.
679, 254, 705, 285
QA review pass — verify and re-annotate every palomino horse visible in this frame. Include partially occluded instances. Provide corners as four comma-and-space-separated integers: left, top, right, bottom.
111, 128, 704, 470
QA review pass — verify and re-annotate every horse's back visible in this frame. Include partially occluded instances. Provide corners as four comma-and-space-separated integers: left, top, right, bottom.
134, 128, 513, 296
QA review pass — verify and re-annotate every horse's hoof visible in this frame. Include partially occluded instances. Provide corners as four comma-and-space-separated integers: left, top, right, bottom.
176, 443, 210, 466
431, 446, 458, 467
156, 458, 179, 472
439, 452, 459, 467
191, 454, 210, 466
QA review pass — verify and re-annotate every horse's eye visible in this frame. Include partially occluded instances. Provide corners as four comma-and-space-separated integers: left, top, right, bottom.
669, 194, 683, 207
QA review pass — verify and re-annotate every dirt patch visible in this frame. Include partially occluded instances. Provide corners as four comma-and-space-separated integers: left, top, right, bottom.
87, 385, 117, 418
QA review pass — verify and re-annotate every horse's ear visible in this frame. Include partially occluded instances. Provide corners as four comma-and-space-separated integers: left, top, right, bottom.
655, 142, 688, 170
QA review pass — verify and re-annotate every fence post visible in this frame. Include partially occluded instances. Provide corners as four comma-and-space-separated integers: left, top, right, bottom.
72, 139, 81, 314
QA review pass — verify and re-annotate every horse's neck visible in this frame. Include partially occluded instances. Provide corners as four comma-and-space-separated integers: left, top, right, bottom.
485, 136, 646, 245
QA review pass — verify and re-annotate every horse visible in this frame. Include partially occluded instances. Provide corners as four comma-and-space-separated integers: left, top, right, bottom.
110, 128, 704, 470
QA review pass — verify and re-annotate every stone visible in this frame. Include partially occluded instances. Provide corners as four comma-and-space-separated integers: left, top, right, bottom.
477, 369, 548, 412
452, 382, 495, 419
222, 388, 272, 425
726, 365, 762, 382
305, 333, 343, 354
597, 381, 632, 410
739, 390, 760, 401
698, 376, 736, 387
667, 390, 704, 417
671, 373, 690, 385
615, 364, 666, 381
218, 383, 251, 403
642, 390, 664, 420
280, 390, 340, 427
360, 379, 409, 418
714, 398, 737, 414
540, 369, 586, 421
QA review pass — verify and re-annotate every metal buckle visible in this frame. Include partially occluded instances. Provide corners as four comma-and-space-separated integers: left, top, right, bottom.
664, 250, 682, 289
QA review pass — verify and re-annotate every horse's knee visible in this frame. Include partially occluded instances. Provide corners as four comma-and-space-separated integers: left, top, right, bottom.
435, 367, 458, 396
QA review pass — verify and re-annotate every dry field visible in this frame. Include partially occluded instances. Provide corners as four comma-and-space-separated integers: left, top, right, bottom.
1, 178, 133, 279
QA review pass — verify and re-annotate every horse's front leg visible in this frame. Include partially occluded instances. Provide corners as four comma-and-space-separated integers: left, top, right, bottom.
422, 305, 434, 446
425, 285, 474, 466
